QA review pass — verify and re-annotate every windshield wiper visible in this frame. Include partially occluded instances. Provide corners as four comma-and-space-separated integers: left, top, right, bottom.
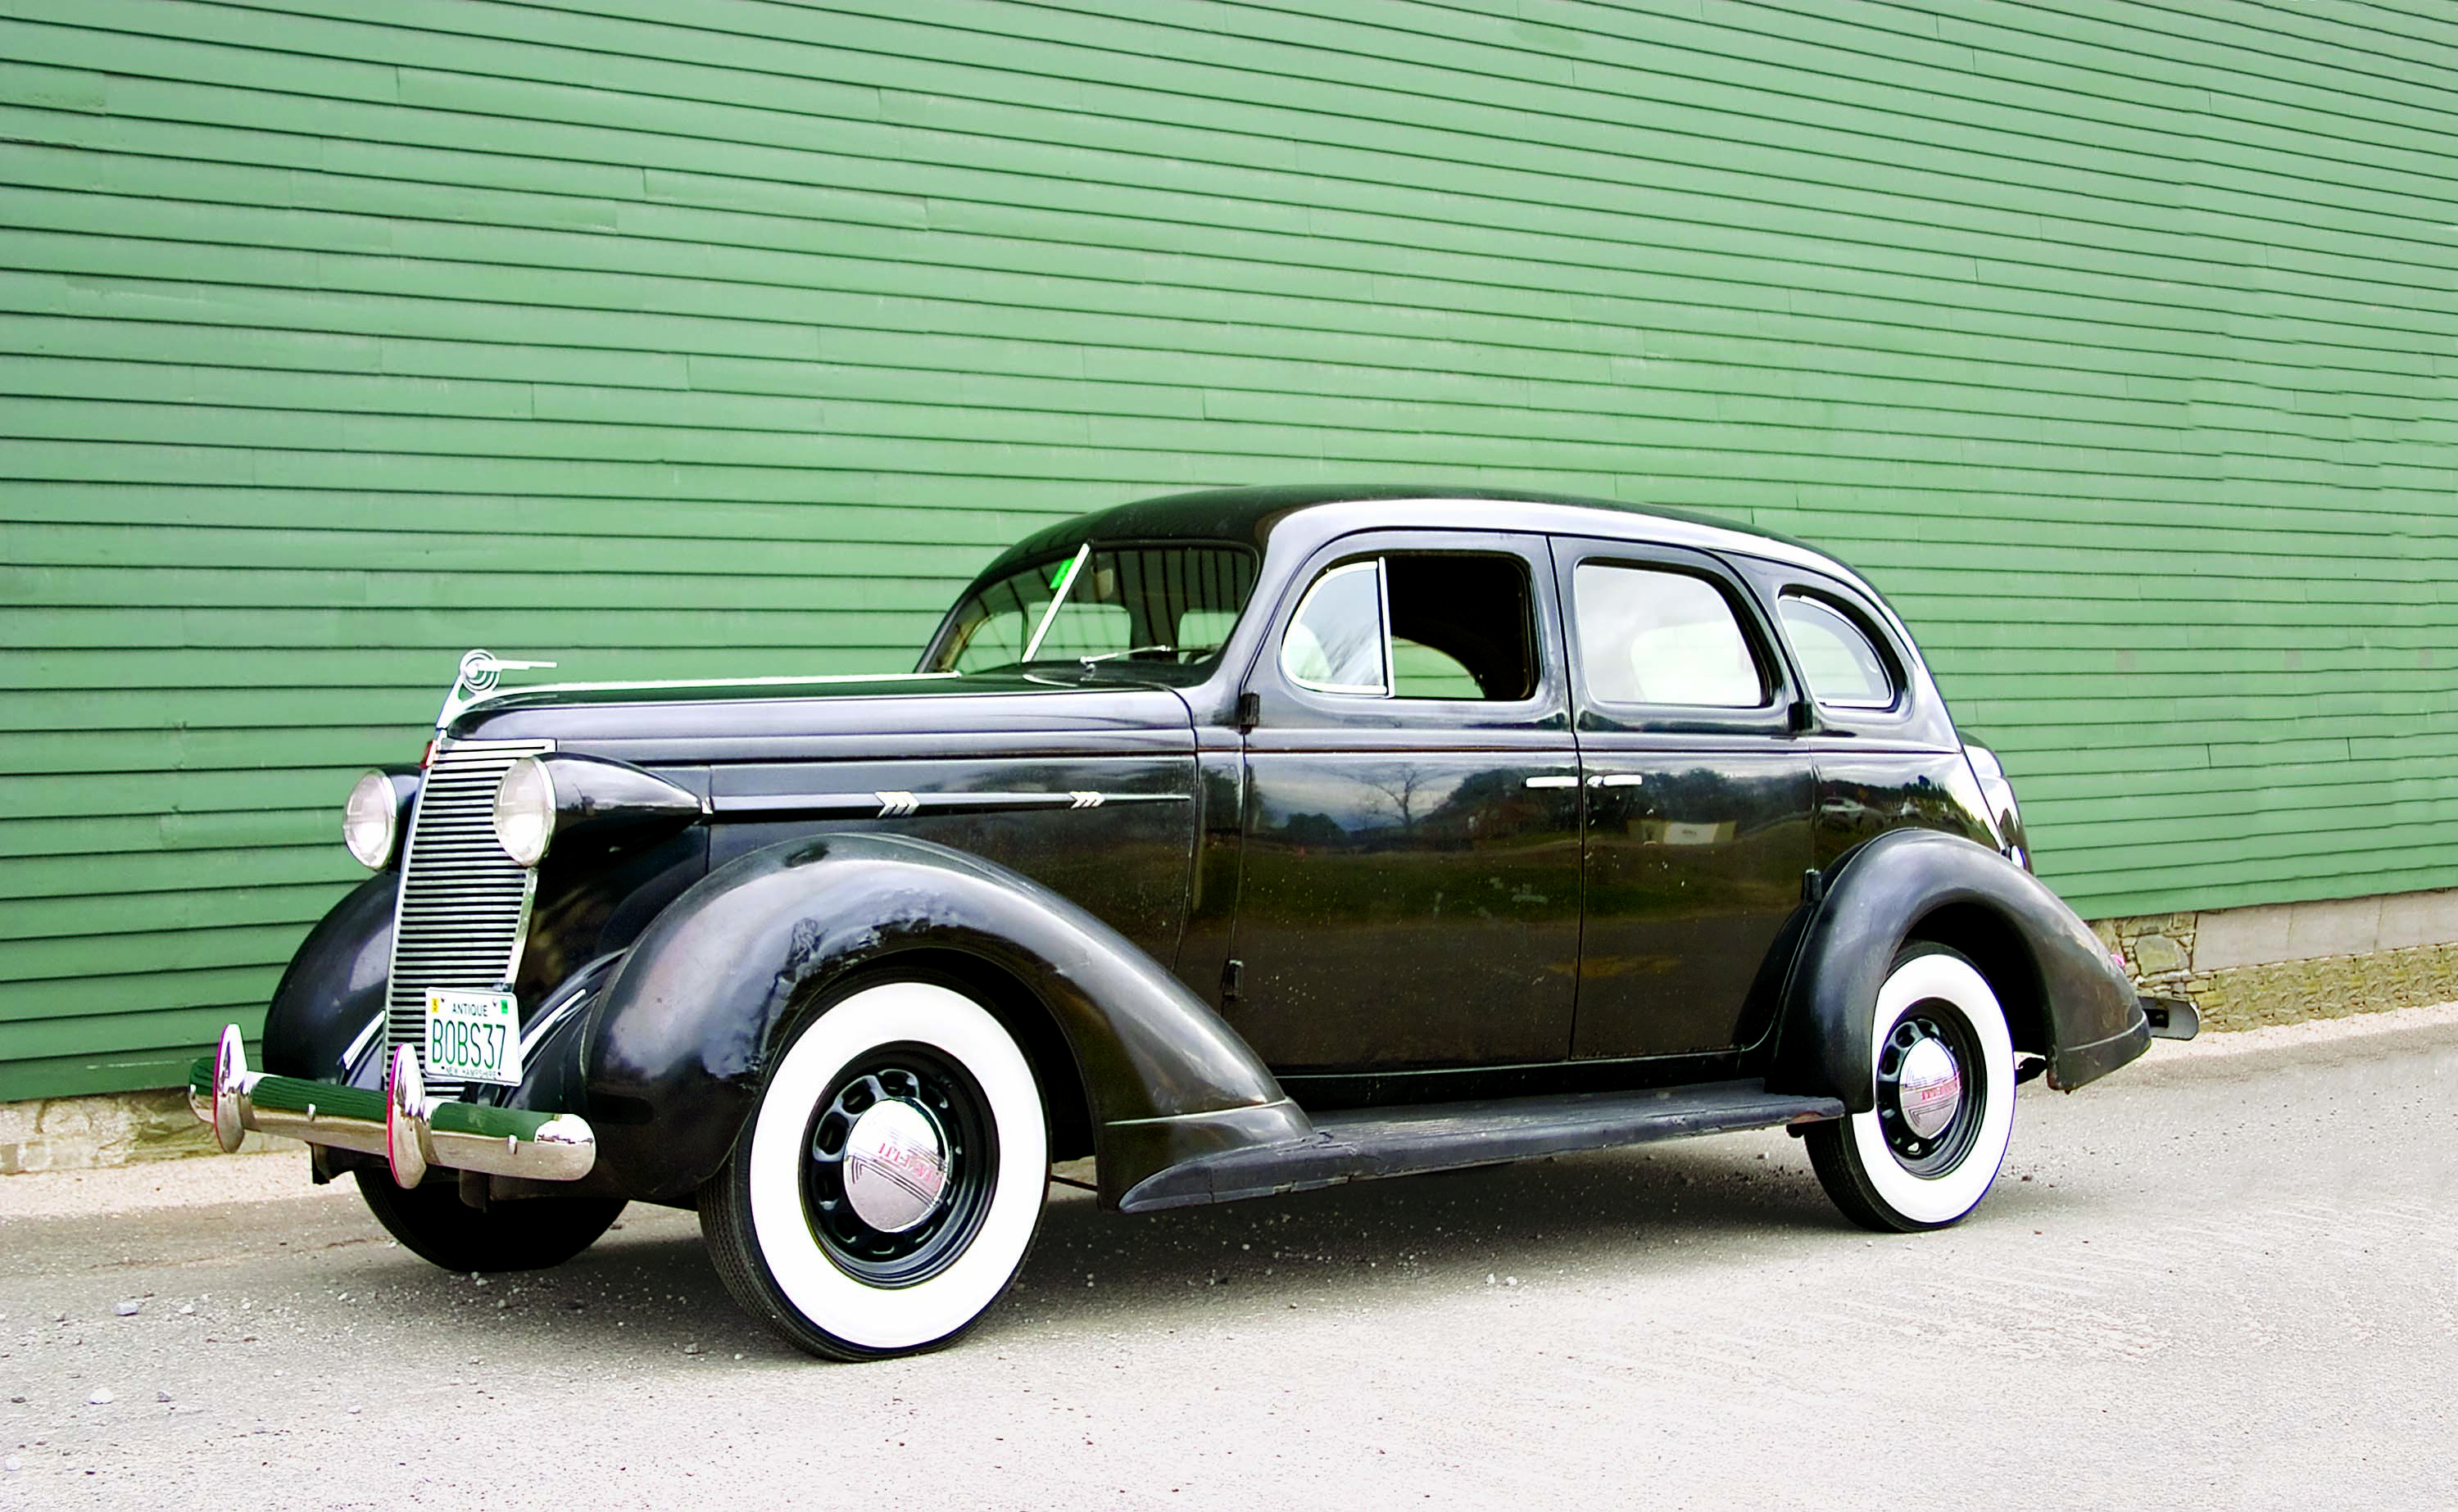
1077, 645, 1176, 666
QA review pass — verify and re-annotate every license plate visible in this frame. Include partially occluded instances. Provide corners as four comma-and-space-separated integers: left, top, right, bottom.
424, 989, 524, 1086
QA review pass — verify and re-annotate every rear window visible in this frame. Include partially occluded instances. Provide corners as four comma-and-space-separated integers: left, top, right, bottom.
1779, 593, 1897, 709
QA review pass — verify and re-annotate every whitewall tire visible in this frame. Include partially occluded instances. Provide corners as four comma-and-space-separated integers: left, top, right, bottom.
701, 979, 1049, 1360
1806, 944, 2016, 1233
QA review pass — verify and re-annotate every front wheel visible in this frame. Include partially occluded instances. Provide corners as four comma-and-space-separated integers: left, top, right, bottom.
1805, 944, 2016, 1233
699, 979, 1050, 1360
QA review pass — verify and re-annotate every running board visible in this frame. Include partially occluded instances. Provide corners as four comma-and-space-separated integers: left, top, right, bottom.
1117, 1080, 1845, 1212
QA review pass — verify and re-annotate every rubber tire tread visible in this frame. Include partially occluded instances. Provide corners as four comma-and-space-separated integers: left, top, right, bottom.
1803, 943, 2007, 1234
696, 1161, 857, 1359
354, 1169, 627, 1273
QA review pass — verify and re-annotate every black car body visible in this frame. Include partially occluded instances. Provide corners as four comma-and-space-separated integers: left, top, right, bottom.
193, 486, 2181, 1359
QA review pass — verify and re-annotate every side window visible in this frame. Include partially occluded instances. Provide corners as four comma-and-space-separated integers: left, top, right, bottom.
1387, 554, 1535, 699
1281, 552, 1539, 701
1778, 593, 1897, 709
1572, 563, 1766, 708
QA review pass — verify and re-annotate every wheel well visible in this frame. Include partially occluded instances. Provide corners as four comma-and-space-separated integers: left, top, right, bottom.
839, 947, 1098, 1164
1903, 903, 2052, 1058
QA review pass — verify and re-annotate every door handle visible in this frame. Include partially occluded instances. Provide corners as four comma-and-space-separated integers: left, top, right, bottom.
1594, 773, 1644, 788
1523, 775, 1580, 790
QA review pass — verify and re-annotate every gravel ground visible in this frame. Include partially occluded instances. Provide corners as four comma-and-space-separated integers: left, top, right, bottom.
2, 1005, 2451, 1510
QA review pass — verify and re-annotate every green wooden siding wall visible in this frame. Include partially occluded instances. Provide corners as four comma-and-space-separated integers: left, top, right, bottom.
2, 0, 2452, 1099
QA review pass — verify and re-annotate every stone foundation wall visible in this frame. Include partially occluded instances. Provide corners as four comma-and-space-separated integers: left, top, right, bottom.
0, 1088, 297, 1175
2191, 942, 2458, 1033
2093, 887, 2458, 1034
2095, 912, 2202, 998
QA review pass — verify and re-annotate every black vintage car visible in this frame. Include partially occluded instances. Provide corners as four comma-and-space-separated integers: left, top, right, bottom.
192, 485, 2190, 1360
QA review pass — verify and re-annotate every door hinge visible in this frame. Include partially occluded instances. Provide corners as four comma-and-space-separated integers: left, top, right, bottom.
1220, 957, 1245, 1003
1801, 867, 1825, 906
1235, 690, 1261, 732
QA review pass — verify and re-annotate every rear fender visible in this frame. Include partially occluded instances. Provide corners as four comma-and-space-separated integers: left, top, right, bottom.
580, 831, 1304, 1206
1771, 829, 2146, 1110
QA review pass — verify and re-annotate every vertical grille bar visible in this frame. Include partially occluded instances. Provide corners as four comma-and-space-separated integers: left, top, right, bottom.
384, 738, 554, 1099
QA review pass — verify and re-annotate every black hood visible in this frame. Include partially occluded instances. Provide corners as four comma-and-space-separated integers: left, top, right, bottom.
447, 672, 1195, 767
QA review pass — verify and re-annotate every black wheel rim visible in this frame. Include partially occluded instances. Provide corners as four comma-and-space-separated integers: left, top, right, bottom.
1875, 999, 1985, 1178
799, 1043, 999, 1288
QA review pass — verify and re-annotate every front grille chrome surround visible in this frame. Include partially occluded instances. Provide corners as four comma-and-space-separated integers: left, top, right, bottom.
384, 738, 554, 1099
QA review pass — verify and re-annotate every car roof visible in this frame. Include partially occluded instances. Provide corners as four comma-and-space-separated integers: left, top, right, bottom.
988, 482, 1869, 591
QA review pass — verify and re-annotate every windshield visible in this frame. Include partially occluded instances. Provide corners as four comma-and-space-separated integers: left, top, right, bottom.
923, 542, 1259, 676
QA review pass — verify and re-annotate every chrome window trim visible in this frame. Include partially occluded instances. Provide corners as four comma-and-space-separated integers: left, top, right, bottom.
1281, 559, 1392, 697
1775, 588, 1903, 713
1570, 558, 1775, 713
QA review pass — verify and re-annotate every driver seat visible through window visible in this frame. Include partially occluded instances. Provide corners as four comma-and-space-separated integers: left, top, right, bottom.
1280, 551, 1537, 701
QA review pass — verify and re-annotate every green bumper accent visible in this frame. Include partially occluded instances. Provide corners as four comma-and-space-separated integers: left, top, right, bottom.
188, 1033, 596, 1184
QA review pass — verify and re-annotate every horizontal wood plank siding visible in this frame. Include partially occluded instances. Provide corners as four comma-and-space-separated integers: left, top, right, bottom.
2, 0, 2451, 1097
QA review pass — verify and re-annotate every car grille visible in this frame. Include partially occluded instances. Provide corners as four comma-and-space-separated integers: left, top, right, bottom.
384, 737, 554, 1098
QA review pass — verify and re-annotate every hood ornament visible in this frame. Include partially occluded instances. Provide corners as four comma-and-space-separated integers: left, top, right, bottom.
437, 647, 557, 731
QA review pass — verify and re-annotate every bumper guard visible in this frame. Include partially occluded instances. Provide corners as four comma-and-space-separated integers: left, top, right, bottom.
189, 1025, 596, 1187
2140, 994, 2200, 1041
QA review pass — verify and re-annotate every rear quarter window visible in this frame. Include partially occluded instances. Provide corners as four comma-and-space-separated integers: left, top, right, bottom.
1777, 593, 1898, 710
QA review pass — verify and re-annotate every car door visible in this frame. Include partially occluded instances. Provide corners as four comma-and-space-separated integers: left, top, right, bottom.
1231, 530, 1582, 1072
1553, 537, 1816, 1060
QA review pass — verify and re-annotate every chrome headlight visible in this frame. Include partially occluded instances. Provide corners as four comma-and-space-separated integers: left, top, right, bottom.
492, 757, 557, 867
342, 770, 400, 870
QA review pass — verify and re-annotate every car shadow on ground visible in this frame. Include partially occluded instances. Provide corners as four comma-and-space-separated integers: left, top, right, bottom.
324, 1133, 1866, 1363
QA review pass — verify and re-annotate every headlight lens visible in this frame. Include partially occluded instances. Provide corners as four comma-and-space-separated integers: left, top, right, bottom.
342, 770, 399, 870
492, 757, 556, 867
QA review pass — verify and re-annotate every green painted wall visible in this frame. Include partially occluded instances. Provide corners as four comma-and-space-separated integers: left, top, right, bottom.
2, 0, 2451, 1099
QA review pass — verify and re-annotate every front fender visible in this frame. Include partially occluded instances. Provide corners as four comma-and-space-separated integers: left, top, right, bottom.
581, 831, 1304, 1205
261, 870, 397, 1082
1770, 829, 2147, 1111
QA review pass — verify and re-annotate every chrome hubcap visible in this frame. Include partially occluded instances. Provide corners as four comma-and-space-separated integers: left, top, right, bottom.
840, 1098, 950, 1234
1896, 1034, 1963, 1141
1877, 1004, 1985, 1176
803, 1053, 997, 1288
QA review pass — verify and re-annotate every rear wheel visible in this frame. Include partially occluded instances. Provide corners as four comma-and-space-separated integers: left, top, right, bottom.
1806, 944, 2016, 1233
354, 1170, 625, 1273
699, 979, 1049, 1360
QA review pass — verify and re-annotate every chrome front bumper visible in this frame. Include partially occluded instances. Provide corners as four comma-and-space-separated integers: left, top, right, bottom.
189, 1025, 596, 1187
